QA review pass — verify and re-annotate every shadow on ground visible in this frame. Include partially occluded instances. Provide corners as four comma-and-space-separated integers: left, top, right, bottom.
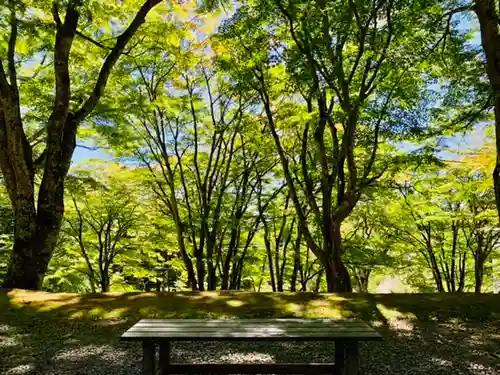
1, 290, 499, 374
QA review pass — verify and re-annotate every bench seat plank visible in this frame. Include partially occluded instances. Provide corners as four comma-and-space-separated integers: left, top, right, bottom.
121, 319, 382, 341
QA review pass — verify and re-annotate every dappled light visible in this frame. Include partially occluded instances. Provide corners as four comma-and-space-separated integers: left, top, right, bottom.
1, 0, 500, 373
2, 289, 500, 374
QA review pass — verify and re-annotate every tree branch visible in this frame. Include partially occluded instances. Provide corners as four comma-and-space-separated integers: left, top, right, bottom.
74, 0, 162, 122
7, 0, 18, 93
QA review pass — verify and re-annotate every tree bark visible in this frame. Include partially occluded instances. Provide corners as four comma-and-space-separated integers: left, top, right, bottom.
475, 252, 486, 293
475, 0, 500, 223
458, 251, 467, 292
264, 224, 277, 292
290, 229, 302, 292
314, 268, 324, 293
323, 223, 351, 292
353, 268, 371, 293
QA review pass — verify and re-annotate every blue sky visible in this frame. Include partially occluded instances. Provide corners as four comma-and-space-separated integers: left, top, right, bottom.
73, 144, 112, 163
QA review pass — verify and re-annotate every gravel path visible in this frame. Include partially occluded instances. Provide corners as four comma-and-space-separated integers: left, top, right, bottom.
1, 320, 500, 375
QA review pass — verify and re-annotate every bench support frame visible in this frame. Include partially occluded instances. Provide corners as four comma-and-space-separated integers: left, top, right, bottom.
142, 339, 359, 375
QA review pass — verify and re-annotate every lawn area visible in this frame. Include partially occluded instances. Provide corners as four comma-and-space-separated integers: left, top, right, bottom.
1, 289, 500, 374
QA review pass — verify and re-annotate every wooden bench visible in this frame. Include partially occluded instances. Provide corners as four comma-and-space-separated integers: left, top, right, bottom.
121, 319, 382, 375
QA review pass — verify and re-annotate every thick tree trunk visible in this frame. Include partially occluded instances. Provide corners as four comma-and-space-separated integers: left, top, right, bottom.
207, 261, 217, 291
2, 124, 74, 290
475, 0, 500, 223
324, 260, 351, 292
4, 241, 42, 289
323, 223, 351, 292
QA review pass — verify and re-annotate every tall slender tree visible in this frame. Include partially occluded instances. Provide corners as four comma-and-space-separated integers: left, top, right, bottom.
217, 0, 464, 291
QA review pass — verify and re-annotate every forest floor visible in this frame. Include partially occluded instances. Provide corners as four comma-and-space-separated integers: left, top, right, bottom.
1, 289, 500, 375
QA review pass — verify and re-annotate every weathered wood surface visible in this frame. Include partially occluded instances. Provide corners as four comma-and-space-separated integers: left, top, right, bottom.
121, 319, 382, 341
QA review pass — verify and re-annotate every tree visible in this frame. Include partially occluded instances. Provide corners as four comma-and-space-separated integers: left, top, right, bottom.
474, 0, 500, 222
0, 0, 163, 289
217, 0, 463, 291
43, 162, 167, 293
64, 174, 139, 293
453, 143, 500, 292
388, 144, 499, 293
343, 195, 399, 292
393, 174, 469, 292
261, 191, 296, 292
119, 52, 279, 290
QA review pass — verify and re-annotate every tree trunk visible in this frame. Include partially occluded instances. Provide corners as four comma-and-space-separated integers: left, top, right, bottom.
323, 223, 351, 292
450, 222, 458, 291
263, 221, 277, 292
100, 274, 110, 293
290, 229, 301, 292
475, 0, 500, 223
207, 261, 217, 291
196, 254, 205, 291
424, 226, 444, 292
221, 227, 239, 290
257, 255, 267, 292
314, 268, 324, 292
353, 268, 370, 293
324, 260, 351, 292
2, 129, 74, 290
458, 251, 467, 292
475, 253, 486, 293
173, 220, 197, 290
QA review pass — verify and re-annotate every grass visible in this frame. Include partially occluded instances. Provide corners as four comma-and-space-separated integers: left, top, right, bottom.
1, 290, 500, 374
2, 289, 500, 323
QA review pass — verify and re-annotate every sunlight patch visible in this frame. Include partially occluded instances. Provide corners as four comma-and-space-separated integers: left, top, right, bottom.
284, 302, 301, 315
469, 362, 491, 373
431, 357, 452, 367
103, 308, 129, 319
219, 351, 274, 363
388, 319, 414, 331
0, 324, 14, 333
53, 345, 129, 362
5, 364, 34, 374
306, 300, 342, 318
376, 303, 416, 322
226, 300, 245, 307
0, 333, 30, 348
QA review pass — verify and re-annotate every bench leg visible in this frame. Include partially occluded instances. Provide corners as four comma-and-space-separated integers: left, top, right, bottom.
334, 339, 345, 375
159, 341, 171, 375
345, 340, 359, 375
142, 341, 156, 375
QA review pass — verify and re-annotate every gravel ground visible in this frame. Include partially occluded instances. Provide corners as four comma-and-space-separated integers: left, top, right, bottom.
1, 320, 500, 375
